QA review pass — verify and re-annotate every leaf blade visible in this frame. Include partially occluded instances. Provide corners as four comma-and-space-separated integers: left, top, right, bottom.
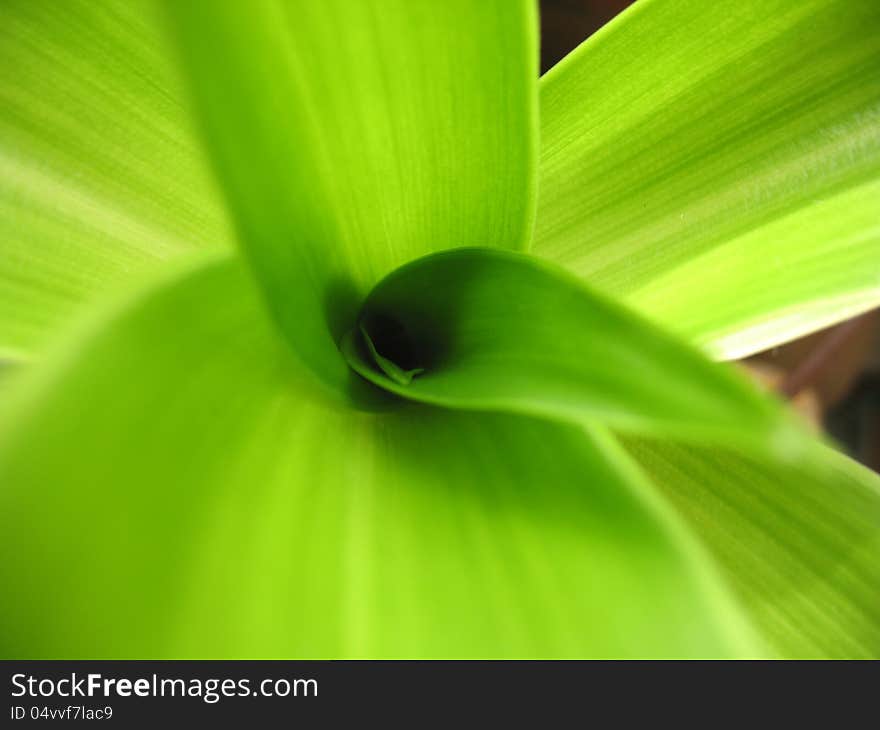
342, 248, 796, 447
165, 0, 539, 395
0, 257, 751, 658
535, 0, 880, 357
0, 0, 234, 358
624, 436, 880, 657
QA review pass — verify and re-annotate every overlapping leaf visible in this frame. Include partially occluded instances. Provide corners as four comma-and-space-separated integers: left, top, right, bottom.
0, 0, 233, 360
339, 244, 880, 656
166, 0, 538, 397
0, 258, 752, 658
625, 437, 880, 657
0, 0, 877, 661
535, 0, 880, 358
342, 247, 794, 446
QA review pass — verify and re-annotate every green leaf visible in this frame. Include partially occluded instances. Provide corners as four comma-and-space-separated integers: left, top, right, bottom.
0, 256, 754, 658
341, 248, 797, 447
535, 0, 880, 358
0, 0, 234, 360
165, 0, 538, 397
624, 437, 880, 657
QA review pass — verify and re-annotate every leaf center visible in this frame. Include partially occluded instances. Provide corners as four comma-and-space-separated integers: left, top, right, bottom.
352, 305, 434, 387
359, 323, 425, 386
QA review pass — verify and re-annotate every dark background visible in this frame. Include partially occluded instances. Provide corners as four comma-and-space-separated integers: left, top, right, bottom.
539, 0, 880, 471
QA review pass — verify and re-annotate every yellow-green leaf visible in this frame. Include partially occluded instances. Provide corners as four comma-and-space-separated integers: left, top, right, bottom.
535, 0, 880, 358
0, 256, 754, 658
166, 0, 539, 397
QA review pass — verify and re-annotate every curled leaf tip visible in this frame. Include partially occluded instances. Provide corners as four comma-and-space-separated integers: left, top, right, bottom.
358, 324, 425, 386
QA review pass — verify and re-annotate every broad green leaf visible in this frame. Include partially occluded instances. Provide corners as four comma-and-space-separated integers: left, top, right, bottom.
0, 0, 234, 360
0, 360, 20, 402
624, 437, 880, 657
165, 0, 538, 397
0, 256, 755, 659
535, 0, 880, 359
341, 248, 797, 447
